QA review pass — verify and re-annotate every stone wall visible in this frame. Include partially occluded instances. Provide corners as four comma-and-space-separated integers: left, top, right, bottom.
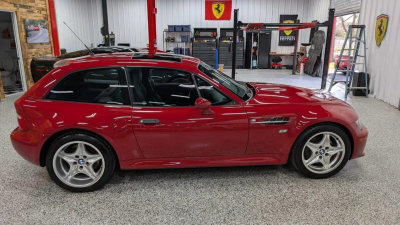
0, 0, 54, 99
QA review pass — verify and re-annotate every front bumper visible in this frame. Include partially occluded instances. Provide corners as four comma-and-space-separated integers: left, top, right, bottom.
10, 128, 49, 166
349, 122, 368, 159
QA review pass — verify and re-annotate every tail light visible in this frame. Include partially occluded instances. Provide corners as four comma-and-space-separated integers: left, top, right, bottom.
17, 114, 28, 131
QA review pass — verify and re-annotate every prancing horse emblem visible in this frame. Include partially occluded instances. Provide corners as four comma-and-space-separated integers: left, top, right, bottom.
212, 2, 225, 19
375, 14, 388, 46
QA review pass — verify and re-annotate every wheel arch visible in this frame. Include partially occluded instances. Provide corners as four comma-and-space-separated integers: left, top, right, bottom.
289, 122, 354, 160
39, 128, 121, 169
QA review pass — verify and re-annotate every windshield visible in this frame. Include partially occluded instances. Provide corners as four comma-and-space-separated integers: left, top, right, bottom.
198, 62, 252, 101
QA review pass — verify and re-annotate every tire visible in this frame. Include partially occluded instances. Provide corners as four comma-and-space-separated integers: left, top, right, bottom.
46, 131, 116, 192
290, 124, 351, 179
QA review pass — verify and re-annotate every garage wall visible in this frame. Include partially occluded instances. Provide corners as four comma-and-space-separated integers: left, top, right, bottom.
306, 0, 331, 24
358, 0, 400, 108
54, 0, 103, 52
107, 0, 314, 54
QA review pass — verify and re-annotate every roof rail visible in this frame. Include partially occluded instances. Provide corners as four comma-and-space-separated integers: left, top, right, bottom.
131, 52, 182, 62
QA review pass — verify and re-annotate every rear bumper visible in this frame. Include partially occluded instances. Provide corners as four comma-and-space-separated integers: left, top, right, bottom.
349, 122, 368, 159
10, 128, 49, 166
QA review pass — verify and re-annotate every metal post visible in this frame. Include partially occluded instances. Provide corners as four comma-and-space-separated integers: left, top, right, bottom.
321, 8, 335, 89
101, 0, 110, 46
232, 9, 238, 79
292, 19, 300, 75
147, 0, 157, 58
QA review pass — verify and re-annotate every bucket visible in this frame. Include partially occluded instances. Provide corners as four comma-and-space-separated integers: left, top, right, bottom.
218, 64, 224, 72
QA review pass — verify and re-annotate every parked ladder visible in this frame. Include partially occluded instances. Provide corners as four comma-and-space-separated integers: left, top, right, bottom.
328, 25, 368, 98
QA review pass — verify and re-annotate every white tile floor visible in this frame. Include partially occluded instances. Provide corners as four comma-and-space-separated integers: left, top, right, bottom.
1, 69, 400, 224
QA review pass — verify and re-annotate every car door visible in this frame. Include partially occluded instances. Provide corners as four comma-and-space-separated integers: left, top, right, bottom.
127, 67, 249, 158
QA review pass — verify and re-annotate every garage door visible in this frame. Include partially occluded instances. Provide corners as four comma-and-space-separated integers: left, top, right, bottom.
331, 0, 361, 16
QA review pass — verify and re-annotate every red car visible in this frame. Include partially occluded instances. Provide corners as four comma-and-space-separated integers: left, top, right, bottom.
10, 53, 368, 192
33, 25, 40, 31
335, 55, 353, 71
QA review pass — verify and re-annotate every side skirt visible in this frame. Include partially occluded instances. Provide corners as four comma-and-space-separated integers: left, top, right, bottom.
119, 154, 288, 170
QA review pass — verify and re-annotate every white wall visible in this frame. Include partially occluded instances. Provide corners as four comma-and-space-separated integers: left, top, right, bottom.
306, 0, 331, 24
55, 0, 333, 57
107, 0, 148, 48
54, 0, 103, 52
358, 0, 400, 108
106, 0, 320, 54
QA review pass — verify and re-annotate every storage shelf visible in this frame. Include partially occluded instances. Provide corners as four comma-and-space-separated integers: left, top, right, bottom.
163, 31, 192, 52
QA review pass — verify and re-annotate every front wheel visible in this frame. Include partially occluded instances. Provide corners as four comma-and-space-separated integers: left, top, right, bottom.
290, 124, 351, 179
46, 132, 115, 192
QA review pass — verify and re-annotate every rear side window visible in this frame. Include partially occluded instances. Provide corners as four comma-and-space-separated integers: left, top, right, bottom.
46, 67, 130, 105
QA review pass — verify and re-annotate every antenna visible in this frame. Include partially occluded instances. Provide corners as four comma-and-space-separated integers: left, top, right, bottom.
63, 22, 94, 55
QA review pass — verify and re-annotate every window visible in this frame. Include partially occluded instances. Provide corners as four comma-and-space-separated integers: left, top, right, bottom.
195, 77, 236, 106
46, 67, 130, 105
127, 68, 199, 107
198, 61, 253, 101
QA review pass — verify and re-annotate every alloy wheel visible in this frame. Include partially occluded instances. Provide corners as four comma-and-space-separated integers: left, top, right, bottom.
52, 141, 105, 188
301, 132, 346, 174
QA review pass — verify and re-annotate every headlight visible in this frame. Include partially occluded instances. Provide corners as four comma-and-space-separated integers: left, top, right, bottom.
355, 119, 363, 130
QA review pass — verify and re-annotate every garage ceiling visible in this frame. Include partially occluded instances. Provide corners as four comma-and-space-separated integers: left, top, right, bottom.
331, 0, 361, 16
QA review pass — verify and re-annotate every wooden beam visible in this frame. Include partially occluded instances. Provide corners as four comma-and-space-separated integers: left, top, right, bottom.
0, 71, 5, 99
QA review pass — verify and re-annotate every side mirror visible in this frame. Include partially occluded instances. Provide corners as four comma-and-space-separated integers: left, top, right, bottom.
195, 98, 214, 115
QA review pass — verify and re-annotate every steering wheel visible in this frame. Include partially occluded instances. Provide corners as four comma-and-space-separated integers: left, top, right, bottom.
167, 77, 190, 84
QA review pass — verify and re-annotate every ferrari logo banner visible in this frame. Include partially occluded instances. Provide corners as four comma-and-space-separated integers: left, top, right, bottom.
205, 0, 232, 20
279, 15, 298, 46
375, 14, 388, 46
283, 20, 294, 36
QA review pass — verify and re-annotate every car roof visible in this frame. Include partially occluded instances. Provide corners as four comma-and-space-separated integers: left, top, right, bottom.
91, 46, 138, 51
57, 52, 201, 68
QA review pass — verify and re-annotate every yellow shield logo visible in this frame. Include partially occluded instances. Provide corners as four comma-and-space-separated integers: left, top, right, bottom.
283, 20, 294, 36
212, 3, 225, 19
375, 14, 388, 46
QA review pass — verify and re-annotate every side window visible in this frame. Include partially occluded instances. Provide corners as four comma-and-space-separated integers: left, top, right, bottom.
46, 67, 130, 105
126, 68, 199, 107
195, 76, 236, 106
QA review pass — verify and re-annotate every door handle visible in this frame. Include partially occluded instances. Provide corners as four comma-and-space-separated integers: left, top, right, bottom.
139, 119, 160, 124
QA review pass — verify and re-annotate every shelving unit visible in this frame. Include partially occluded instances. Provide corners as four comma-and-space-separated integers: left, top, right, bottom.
245, 31, 261, 69
193, 28, 217, 67
219, 28, 244, 69
162, 31, 191, 55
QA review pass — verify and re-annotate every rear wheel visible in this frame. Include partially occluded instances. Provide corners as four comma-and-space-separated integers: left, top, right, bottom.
290, 124, 351, 178
46, 132, 115, 192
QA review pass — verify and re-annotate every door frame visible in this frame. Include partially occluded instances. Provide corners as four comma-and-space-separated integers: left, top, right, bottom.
11, 11, 27, 91
0, 10, 27, 92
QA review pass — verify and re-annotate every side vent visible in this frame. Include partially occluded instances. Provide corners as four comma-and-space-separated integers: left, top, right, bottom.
263, 117, 290, 125
250, 117, 293, 125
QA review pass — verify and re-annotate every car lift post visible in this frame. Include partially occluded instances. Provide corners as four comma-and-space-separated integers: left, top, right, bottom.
232, 9, 238, 79
101, 0, 110, 46
292, 19, 300, 75
321, 8, 335, 89
147, 0, 157, 58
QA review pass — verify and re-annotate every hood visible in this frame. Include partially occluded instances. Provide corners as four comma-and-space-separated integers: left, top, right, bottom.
247, 82, 348, 106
